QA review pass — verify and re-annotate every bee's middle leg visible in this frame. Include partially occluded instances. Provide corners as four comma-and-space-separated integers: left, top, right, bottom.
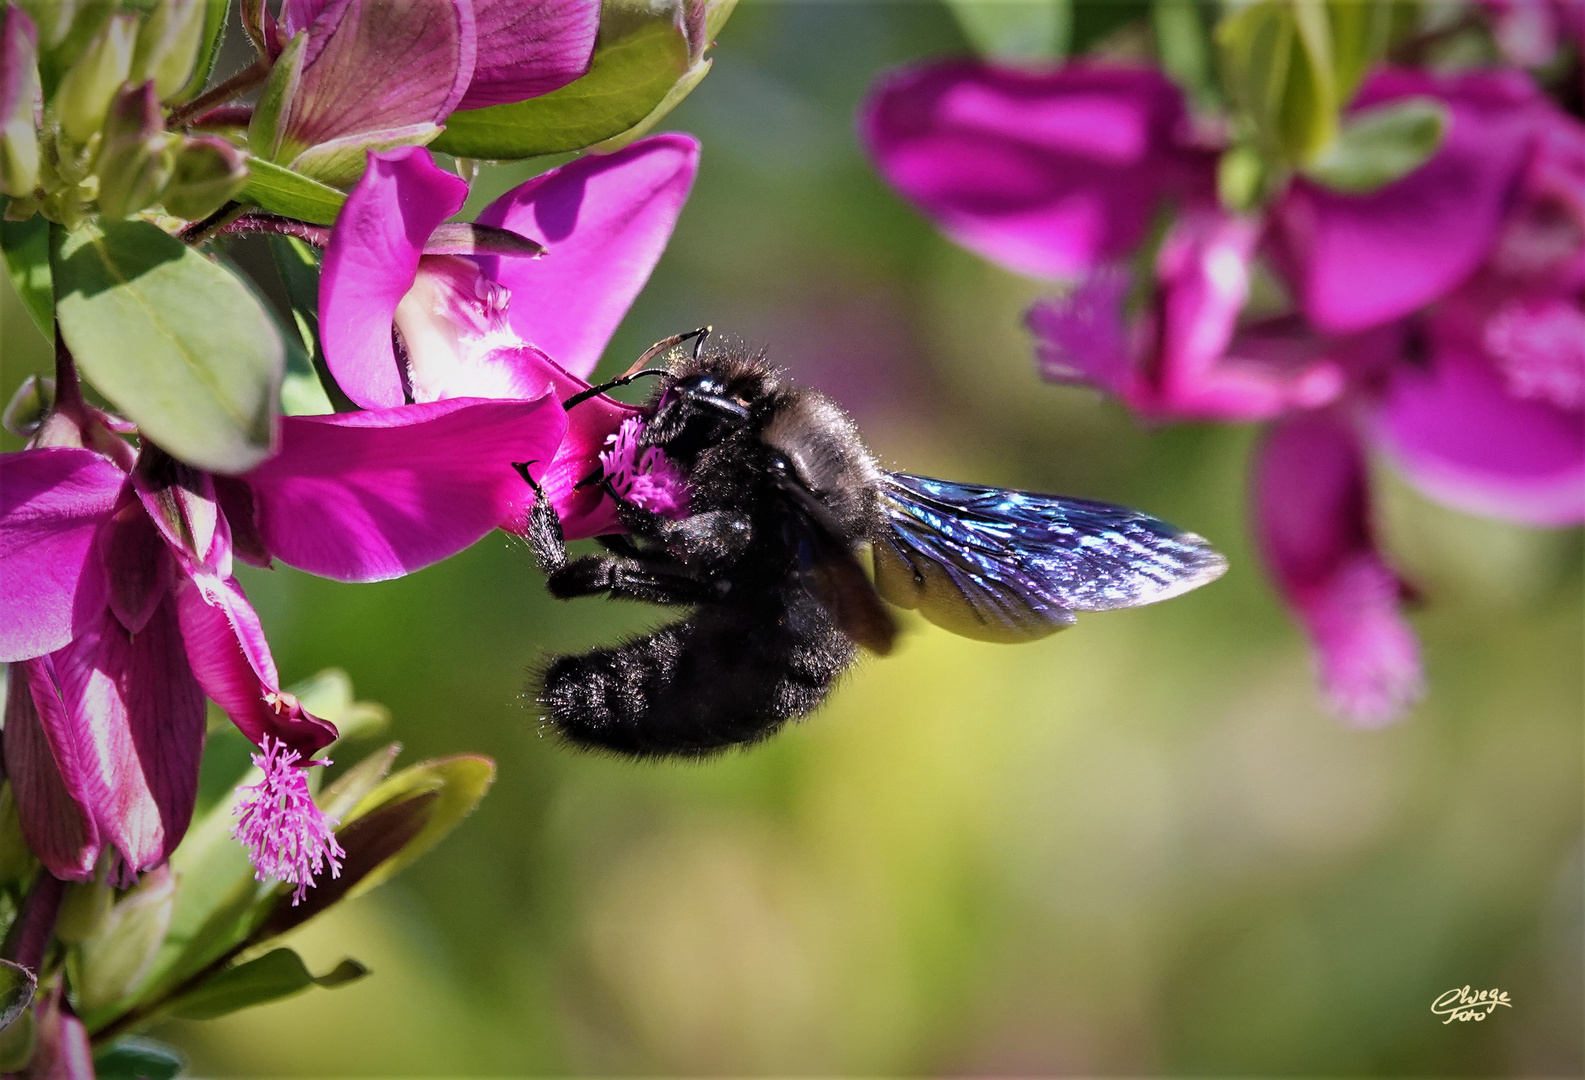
546, 554, 714, 606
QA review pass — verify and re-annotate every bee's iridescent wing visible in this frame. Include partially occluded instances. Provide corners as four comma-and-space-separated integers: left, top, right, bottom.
875, 472, 1227, 642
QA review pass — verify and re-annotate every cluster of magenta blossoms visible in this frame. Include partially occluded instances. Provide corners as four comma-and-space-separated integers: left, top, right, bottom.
1, 130, 698, 900
863, 36, 1583, 723
1, 0, 719, 920
0, 0, 722, 1064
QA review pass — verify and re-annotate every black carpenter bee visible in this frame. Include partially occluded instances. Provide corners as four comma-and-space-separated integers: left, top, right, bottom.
519, 329, 1226, 759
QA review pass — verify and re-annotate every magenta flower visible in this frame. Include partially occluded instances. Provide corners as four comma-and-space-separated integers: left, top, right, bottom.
257, 0, 596, 182
0, 364, 564, 886
862, 57, 1585, 724
318, 134, 700, 537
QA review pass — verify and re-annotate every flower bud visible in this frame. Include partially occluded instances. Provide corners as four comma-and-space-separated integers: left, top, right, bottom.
161, 133, 245, 221
72, 865, 176, 1014
0, 375, 52, 438
131, 0, 204, 102
95, 80, 171, 219
0, 784, 37, 886
54, 865, 112, 945
0, 4, 42, 197
12, 0, 73, 50
52, 12, 135, 144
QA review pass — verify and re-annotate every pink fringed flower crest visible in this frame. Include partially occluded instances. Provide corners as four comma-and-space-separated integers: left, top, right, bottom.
233, 732, 346, 905
599, 417, 691, 518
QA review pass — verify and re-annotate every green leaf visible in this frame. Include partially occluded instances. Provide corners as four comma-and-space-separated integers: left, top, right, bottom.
1326, 0, 1392, 107
164, 948, 368, 1021
266, 235, 357, 412
252, 790, 438, 943
1301, 96, 1448, 193
340, 756, 496, 898
1216, 1, 1295, 157
93, 1037, 185, 1080
317, 742, 403, 824
0, 960, 36, 1031
240, 156, 347, 226
1278, 0, 1338, 162
1, 215, 54, 341
432, 20, 690, 159
1152, 0, 1216, 105
51, 219, 283, 474
252, 755, 493, 943
248, 30, 304, 161
589, 56, 712, 153
945, 0, 1070, 60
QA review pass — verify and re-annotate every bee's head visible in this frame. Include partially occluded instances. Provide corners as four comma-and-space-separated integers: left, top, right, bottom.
644, 355, 778, 460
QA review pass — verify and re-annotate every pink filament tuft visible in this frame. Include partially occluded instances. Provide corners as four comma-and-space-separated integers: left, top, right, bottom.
232, 735, 346, 905
599, 417, 691, 518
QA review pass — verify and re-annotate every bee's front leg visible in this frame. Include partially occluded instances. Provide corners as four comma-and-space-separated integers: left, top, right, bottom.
516, 462, 568, 576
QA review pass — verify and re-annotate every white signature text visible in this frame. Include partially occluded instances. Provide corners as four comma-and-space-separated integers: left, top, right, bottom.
1432, 986, 1512, 1024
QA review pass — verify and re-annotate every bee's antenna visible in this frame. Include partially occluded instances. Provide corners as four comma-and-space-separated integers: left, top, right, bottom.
562, 326, 712, 410
691, 325, 712, 361
562, 369, 670, 410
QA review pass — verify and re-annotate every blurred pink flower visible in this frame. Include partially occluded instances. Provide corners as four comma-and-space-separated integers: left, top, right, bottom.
0, 364, 563, 886
319, 135, 700, 537
861, 62, 1214, 280
862, 57, 1585, 724
1253, 410, 1424, 724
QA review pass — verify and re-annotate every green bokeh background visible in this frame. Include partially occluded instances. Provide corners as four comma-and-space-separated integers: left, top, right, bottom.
2, 3, 1581, 1074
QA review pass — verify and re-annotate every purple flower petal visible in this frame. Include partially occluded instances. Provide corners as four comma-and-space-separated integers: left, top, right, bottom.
1254, 410, 1424, 725
31, 987, 94, 1080
49, 593, 207, 872
496, 353, 639, 539
242, 396, 568, 581
96, 491, 178, 635
460, 0, 599, 110
3, 657, 100, 880
1275, 68, 1549, 333
1027, 218, 1348, 422
131, 453, 221, 570
0, 448, 122, 662
860, 61, 1214, 280
280, 0, 476, 161
394, 260, 562, 401
176, 573, 339, 755
320, 146, 470, 408
1028, 266, 1135, 394
475, 133, 700, 379
1376, 335, 1585, 525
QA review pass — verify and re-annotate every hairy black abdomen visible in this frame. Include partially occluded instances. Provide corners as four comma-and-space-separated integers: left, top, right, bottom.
538, 596, 855, 758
